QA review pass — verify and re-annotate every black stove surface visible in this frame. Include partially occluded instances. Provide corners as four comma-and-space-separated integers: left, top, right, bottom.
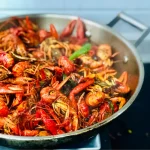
107, 64, 150, 149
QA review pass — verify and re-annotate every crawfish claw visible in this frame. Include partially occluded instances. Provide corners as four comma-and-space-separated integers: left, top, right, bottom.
77, 18, 85, 39
60, 20, 77, 38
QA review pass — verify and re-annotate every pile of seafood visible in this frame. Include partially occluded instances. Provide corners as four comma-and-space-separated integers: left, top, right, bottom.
0, 16, 130, 136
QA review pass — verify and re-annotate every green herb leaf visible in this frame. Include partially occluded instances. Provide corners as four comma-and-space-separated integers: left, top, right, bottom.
69, 43, 91, 60
63, 73, 67, 80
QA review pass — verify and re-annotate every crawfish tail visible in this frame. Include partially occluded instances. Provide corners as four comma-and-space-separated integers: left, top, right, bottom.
69, 78, 94, 110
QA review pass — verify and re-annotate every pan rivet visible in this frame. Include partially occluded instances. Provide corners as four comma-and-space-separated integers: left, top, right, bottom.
123, 56, 128, 63
85, 31, 91, 37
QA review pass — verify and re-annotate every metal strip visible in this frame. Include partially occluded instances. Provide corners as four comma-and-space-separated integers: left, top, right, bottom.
107, 12, 150, 47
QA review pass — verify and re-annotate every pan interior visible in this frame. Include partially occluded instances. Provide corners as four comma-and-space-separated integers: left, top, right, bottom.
0, 14, 143, 141
30, 15, 140, 94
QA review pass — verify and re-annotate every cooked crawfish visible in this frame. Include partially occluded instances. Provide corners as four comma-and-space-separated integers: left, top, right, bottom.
98, 102, 113, 122
78, 93, 90, 118
79, 55, 103, 69
52, 98, 78, 131
40, 87, 62, 104
60, 18, 87, 45
12, 61, 30, 77
60, 20, 77, 38
36, 109, 58, 135
0, 100, 9, 117
85, 90, 105, 107
58, 56, 76, 75
115, 71, 130, 94
110, 97, 126, 109
0, 32, 27, 56
40, 75, 71, 104
0, 50, 14, 68
69, 78, 94, 110
0, 65, 12, 80
1, 77, 35, 85
97, 44, 112, 60
0, 16, 131, 136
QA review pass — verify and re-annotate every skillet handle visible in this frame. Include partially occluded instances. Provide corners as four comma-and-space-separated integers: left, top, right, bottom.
107, 12, 150, 47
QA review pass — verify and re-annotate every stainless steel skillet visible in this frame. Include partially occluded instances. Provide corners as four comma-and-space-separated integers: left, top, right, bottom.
0, 12, 148, 148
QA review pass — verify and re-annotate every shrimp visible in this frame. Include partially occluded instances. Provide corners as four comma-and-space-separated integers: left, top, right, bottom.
12, 61, 30, 77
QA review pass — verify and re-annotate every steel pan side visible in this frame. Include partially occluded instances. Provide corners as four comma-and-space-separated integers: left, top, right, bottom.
0, 14, 144, 148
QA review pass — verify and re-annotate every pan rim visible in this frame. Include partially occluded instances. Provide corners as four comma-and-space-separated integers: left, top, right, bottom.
0, 13, 144, 141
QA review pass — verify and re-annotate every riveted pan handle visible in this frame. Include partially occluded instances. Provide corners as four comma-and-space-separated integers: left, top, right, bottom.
107, 12, 150, 47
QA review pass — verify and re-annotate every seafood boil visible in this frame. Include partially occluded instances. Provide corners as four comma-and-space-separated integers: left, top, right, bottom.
0, 16, 131, 136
